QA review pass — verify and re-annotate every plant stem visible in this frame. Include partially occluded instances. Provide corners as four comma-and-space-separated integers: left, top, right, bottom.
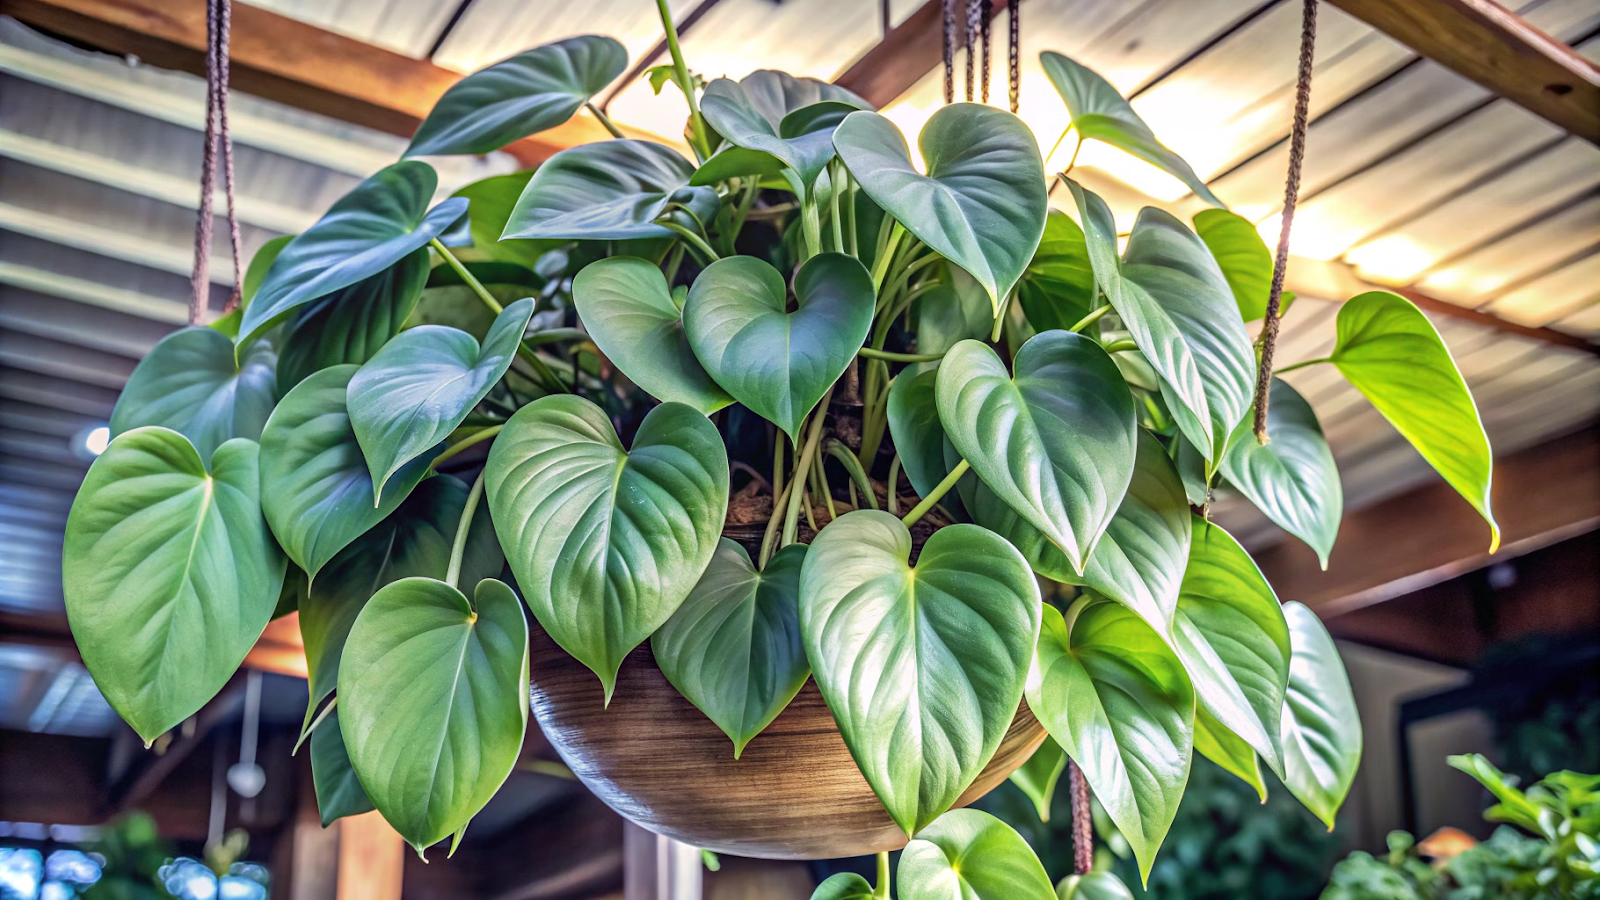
1102, 338, 1139, 354
885, 454, 902, 516
859, 346, 944, 363
871, 223, 907, 292
1063, 137, 1085, 178
901, 459, 969, 528
844, 170, 858, 258
757, 479, 793, 569
660, 221, 721, 264
782, 385, 835, 546
585, 102, 625, 139
522, 328, 588, 347
1069, 304, 1110, 333
654, 0, 711, 161
827, 440, 877, 511
828, 162, 845, 254
990, 288, 1014, 342
772, 429, 786, 501
432, 238, 501, 314
446, 469, 487, 590
1273, 356, 1330, 374
1069, 760, 1094, 875
432, 425, 504, 470
873, 851, 891, 899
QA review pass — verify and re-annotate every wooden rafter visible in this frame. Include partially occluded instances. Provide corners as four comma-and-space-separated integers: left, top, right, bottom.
835, 0, 1011, 108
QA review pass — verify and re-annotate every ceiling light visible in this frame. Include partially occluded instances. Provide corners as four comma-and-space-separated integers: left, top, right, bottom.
75, 425, 110, 460
1345, 236, 1435, 284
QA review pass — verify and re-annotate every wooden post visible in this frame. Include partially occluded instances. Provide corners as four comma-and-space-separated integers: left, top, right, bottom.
624, 822, 701, 900
335, 811, 405, 900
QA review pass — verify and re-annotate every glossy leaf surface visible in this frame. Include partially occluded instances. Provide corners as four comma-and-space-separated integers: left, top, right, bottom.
339, 577, 529, 854
1017, 211, 1097, 332
1193, 209, 1293, 322
503, 140, 719, 241
1222, 378, 1341, 568
63, 430, 285, 743
240, 162, 466, 347
652, 540, 809, 757
1057, 872, 1136, 900
915, 267, 993, 355
275, 248, 429, 392
835, 105, 1047, 307
1331, 291, 1497, 549
1010, 736, 1067, 822
937, 332, 1136, 574
406, 36, 627, 156
450, 171, 558, 267
1280, 601, 1361, 829
485, 396, 728, 700
260, 366, 434, 578
311, 707, 375, 826
810, 873, 874, 900
1028, 601, 1194, 882
885, 365, 967, 520
699, 70, 870, 189
349, 298, 535, 501
572, 257, 732, 414
898, 808, 1055, 900
1195, 705, 1266, 801
110, 327, 278, 465
800, 510, 1041, 836
684, 253, 873, 439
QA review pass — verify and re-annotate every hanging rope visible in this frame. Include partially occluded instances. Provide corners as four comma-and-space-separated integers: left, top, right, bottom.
191, 0, 243, 325
1008, 0, 1020, 113
979, 0, 993, 104
942, 0, 955, 104
963, 0, 980, 101
1069, 760, 1093, 874
1252, 0, 1319, 443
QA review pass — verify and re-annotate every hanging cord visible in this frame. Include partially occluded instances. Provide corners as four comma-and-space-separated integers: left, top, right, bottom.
979, 0, 993, 104
1008, 0, 1020, 114
942, 0, 955, 104
1252, 0, 1318, 443
963, 0, 981, 101
190, 0, 244, 325
1069, 760, 1093, 874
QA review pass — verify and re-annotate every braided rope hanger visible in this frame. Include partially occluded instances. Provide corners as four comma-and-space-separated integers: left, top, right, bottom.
190, 0, 244, 326
943, 0, 1016, 111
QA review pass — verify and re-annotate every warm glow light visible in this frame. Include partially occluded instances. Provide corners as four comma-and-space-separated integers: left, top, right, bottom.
80, 425, 110, 457
880, 102, 937, 173
1255, 210, 1355, 261
1345, 236, 1435, 284
1071, 141, 1190, 202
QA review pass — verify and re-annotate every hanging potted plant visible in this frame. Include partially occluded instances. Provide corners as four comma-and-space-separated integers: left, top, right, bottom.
61, 0, 1499, 895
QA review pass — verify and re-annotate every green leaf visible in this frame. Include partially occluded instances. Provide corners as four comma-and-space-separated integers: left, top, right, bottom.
1017, 211, 1097, 333
572, 257, 732, 414
800, 510, 1041, 836
451, 171, 564, 268
63, 429, 286, 743
242, 235, 292, 305
406, 36, 627, 157
1279, 601, 1361, 830
1069, 181, 1254, 467
299, 475, 502, 732
339, 576, 529, 854
915, 266, 993, 355
1446, 754, 1544, 834
484, 396, 728, 700
1331, 291, 1497, 550
652, 540, 809, 758
1010, 736, 1067, 822
110, 326, 278, 464
698, 70, 870, 190
311, 706, 375, 826
503, 140, 720, 241
684, 253, 874, 440
835, 105, 1047, 308
259, 366, 436, 579
240, 161, 465, 349
897, 808, 1055, 900
884, 364, 968, 521
1028, 600, 1194, 883
1222, 378, 1342, 568
1173, 518, 1291, 778
1040, 52, 1223, 207
349, 299, 535, 502
1056, 871, 1136, 900
1193, 209, 1294, 322
810, 873, 874, 900
937, 332, 1136, 574
1195, 705, 1266, 802
275, 248, 430, 393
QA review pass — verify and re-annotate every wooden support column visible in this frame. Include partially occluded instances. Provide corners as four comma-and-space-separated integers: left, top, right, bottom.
624, 822, 701, 900
336, 811, 406, 900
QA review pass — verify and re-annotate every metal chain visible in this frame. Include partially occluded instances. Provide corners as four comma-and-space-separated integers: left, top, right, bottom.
1253, 0, 1319, 443
943, 0, 955, 104
190, 0, 242, 324
980, 0, 993, 104
1008, 0, 1020, 113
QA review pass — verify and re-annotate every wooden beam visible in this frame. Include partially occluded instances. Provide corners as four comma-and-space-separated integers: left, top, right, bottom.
1256, 426, 1600, 617
336, 811, 406, 900
0, 0, 619, 166
1325, 0, 1600, 144
835, 0, 1010, 108
1392, 285, 1600, 356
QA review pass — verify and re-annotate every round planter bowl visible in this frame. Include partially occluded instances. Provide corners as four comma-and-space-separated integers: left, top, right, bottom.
528, 623, 1048, 860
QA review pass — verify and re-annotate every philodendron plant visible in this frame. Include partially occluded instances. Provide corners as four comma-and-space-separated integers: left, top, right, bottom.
62, 4, 1499, 896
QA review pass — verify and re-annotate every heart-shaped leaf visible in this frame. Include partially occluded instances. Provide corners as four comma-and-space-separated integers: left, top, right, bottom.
915, 266, 993, 355
835, 105, 1047, 308
63, 429, 286, 743
299, 475, 503, 732
349, 299, 535, 502
310, 706, 375, 826
1041, 52, 1222, 207
110, 327, 278, 464
1017, 211, 1097, 333
1195, 705, 1266, 801
1173, 518, 1291, 778
937, 332, 1137, 574
1331, 291, 1497, 550
275, 248, 430, 393
1010, 736, 1067, 822
503, 140, 720, 242
810, 873, 874, 900
339, 576, 529, 854
1280, 601, 1361, 829
1028, 600, 1194, 883
1070, 182, 1253, 467
699, 70, 870, 190
651, 540, 809, 757
885, 365, 967, 520
406, 36, 627, 157
1222, 378, 1342, 568
897, 808, 1055, 900
240, 161, 466, 348
684, 253, 873, 439
260, 366, 436, 579
1194, 209, 1294, 322
1056, 872, 1136, 900
450, 171, 563, 268
572, 257, 732, 414
800, 510, 1041, 836
485, 396, 728, 700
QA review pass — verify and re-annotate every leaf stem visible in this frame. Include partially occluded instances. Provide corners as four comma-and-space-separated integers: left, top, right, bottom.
660, 221, 721, 264
432, 424, 504, 470
654, 0, 711, 161
782, 385, 835, 546
584, 102, 625, 139
900, 458, 969, 528
1069, 304, 1110, 333
446, 469, 487, 589
1273, 356, 1330, 374
1063, 137, 1085, 178
772, 428, 786, 502
886, 453, 902, 516
990, 288, 1014, 342
829, 162, 845, 254
827, 440, 877, 511
1102, 338, 1139, 354
873, 851, 891, 900
294, 697, 337, 753
871, 222, 907, 293
431, 238, 502, 315
858, 346, 944, 363
758, 479, 793, 569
